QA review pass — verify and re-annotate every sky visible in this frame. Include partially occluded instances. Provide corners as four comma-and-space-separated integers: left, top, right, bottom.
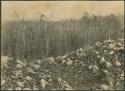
2, 1, 124, 23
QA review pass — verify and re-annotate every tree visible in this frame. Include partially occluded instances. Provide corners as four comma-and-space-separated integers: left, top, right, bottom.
40, 14, 49, 58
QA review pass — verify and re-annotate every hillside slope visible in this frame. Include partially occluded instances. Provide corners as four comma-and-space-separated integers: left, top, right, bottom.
1, 39, 124, 90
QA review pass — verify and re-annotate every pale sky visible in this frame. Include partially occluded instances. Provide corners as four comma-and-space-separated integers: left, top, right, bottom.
2, 1, 124, 23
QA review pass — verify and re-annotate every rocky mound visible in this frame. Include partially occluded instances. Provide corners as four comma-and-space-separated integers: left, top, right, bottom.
1, 39, 124, 90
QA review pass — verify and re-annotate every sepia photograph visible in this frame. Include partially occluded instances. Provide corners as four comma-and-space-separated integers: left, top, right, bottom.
1, 1, 124, 90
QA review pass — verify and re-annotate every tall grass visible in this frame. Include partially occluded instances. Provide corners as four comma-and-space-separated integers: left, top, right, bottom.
1, 13, 124, 60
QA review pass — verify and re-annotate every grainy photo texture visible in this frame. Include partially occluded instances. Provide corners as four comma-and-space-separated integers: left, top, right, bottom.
1, 1, 124, 90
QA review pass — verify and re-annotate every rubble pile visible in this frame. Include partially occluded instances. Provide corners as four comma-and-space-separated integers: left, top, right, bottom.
1, 39, 124, 90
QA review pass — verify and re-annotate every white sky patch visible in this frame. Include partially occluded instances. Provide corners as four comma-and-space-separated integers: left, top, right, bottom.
2, 1, 124, 23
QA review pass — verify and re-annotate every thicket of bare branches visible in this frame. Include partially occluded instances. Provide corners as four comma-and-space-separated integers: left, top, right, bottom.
1, 13, 124, 60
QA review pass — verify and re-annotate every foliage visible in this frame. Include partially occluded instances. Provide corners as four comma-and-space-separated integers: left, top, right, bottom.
1, 14, 124, 59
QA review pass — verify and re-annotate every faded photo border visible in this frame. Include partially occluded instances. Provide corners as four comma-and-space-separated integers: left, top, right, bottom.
1, 0, 125, 91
